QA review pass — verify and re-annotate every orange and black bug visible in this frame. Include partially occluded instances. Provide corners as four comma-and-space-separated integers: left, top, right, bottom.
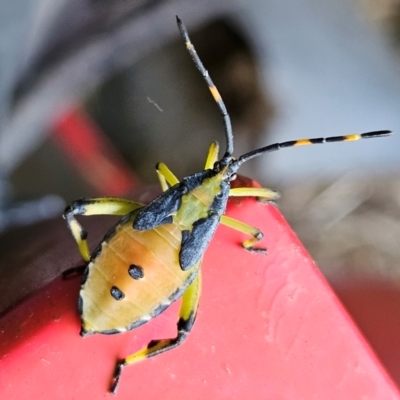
63, 16, 391, 394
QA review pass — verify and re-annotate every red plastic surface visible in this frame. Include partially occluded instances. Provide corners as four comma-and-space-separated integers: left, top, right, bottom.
334, 280, 400, 387
1, 196, 399, 399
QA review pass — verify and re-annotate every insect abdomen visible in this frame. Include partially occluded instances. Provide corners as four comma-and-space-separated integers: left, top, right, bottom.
80, 215, 197, 334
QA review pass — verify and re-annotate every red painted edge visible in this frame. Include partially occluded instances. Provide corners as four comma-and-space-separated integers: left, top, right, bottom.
1, 192, 399, 399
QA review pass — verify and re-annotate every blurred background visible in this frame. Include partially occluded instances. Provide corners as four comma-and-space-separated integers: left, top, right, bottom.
1, 0, 400, 383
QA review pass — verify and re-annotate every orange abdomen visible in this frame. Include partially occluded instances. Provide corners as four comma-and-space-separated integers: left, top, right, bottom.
80, 215, 197, 334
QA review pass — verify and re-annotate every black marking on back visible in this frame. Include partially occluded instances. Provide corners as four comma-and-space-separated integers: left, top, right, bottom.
120, 212, 134, 224
149, 279, 192, 322
160, 215, 173, 225
87, 224, 117, 263
110, 286, 125, 301
80, 265, 90, 285
181, 230, 190, 244
182, 169, 214, 192
128, 264, 144, 280
209, 179, 230, 214
177, 178, 230, 271
126, 318, 149, 332
168, 272, 198, 303
91, 243, 102, 261
99, 328, 123, 335
80, 325, 91, 337
133, 169, 215, 231
179, 213, 220, 271
133, 185, 185, 230
103, 225, 117, 242
78, 296, 83, 316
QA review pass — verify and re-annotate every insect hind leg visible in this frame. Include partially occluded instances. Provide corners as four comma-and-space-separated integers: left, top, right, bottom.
221, 215, 267, 254
229, 187, 280, 203
64, 197, 144, 262
110, 266, 202, 394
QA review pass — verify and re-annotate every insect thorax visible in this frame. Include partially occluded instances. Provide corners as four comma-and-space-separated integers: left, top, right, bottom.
174, 170, 229, 231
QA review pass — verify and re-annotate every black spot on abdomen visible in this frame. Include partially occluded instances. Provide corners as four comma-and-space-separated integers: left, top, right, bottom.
110, 286, 125, 301
128, 264, 144, 280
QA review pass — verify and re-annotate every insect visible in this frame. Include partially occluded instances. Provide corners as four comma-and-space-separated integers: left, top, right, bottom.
63, 16, 391, 394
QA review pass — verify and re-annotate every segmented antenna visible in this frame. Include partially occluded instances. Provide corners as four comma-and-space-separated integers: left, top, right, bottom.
176, 16, 234, 156
237, 130, 392, 165
175, 17, 392, 166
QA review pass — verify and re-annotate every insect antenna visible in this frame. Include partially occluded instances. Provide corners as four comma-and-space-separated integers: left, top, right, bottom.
176, 16, 234, 157
236, 130, 392, 166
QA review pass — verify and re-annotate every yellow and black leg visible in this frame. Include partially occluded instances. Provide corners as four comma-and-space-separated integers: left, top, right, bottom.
156, 162, 180, 191
63, 197, 144, 262
110, 266, 202, 394
157, 140, 219, 191
204, 141, 219, 169
221, 215, 267, 254
229, 186, 280, 203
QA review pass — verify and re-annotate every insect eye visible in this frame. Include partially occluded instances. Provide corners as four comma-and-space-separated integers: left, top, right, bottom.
230, 174, 237, 182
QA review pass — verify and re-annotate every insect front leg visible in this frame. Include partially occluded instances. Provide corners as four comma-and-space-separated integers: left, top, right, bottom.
63, 197, 144, 262
110, 264, 202, 394
204, 141, 219, 169
229, 187, 280, 203
156, 140, 220, 191
220, 215, 267, 254
156, 162, 180, 191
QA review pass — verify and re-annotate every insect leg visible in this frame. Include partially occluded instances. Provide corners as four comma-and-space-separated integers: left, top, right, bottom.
204, 141, 219, 169
229, 187, 280, 202
110, 265, 202, 394
221, 215, 267, 254
156, 162, 180, 191
63, 197, 144, 262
